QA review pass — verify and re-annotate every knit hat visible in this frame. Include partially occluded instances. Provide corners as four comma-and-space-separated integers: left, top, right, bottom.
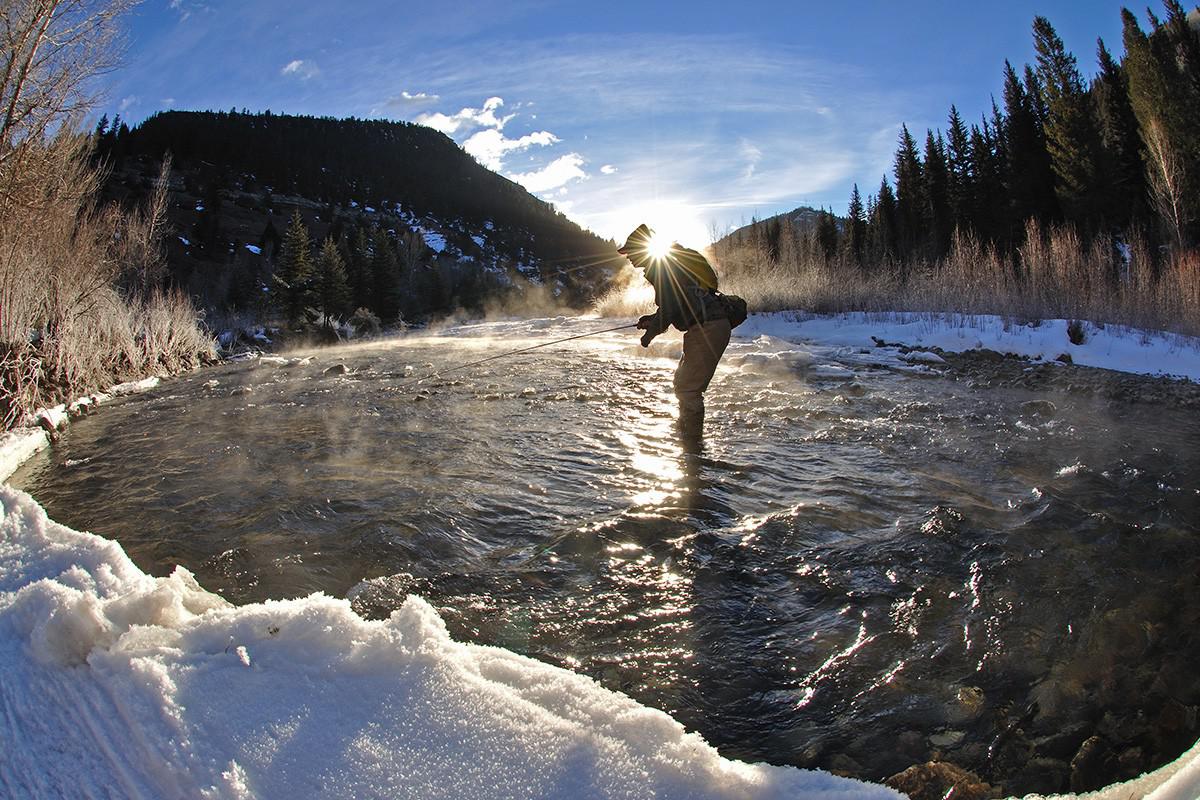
616, 224, 653, 255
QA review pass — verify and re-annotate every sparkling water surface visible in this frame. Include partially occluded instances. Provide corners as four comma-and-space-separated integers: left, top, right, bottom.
13, 317, 1200, 793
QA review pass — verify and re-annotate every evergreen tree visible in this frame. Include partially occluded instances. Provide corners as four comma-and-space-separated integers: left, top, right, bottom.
845, 184, 867, 268
923, 129, 953, 259
815, 210, 839, 263
1092, 38, 1148, 230
1162, 0, 1200, 94
274, 210, 314, 326
1033, 16, 1107, 229
1122, 7, 1200, 246
970, 121, 1005, 243
869, 176, 899, 264
346, 224, 373, 310
314, 237, 352, 326
946, 105, 975, 232
1001, 61, 1058, 237
1023, 64, 1050, 127
892, 125, 924, 265
258, 217, 282, 260
764, 217, 783, 262
370, 226, 401, 321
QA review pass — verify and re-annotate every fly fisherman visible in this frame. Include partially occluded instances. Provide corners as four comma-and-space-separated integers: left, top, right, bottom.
618, 224, 732, 439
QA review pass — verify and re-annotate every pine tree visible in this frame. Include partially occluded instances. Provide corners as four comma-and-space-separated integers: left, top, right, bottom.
1033, 16, 1106, 229
815, 210, 839, 263
346, 224, 373, 310
923, 129, 953, 259
1023, 64, 1050, 127
870, 176, 899, 265
1092, 37, 1148, 230
258, 217, 282, 260
970, 121, 1005, 243
946, 105, 975, 232
1122, 6, 1200, 246
1001, 61, 1058, 236
274, 210, 314, 326
892, 124, 924, 265
845, 184, 867, 268
370, 226, 401, 321
314, 236, 351, 326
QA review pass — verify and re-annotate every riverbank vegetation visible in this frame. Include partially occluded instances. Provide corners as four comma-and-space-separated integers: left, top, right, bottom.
714, 2, 1200, 337
0, 0, 214, 432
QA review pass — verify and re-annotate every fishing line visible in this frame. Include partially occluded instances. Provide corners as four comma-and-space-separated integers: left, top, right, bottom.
393, 322, 638, 390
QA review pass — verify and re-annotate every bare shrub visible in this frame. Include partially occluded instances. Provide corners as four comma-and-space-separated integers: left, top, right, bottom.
695, 218, 1199, 338
0, 2, 214, 430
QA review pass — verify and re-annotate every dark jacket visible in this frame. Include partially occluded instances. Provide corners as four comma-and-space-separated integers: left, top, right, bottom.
641, 245, 727, 336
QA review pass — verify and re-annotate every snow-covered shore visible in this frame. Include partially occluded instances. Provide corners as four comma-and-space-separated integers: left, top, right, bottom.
3, 312, 1200, 800
737, 311, 1200, 383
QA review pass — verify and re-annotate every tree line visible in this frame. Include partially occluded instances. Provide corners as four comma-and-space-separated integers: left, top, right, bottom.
261, 209, 520, 332
105, 109, 618, 278
859, 3, 1199, 265
719, 3, 1200, 334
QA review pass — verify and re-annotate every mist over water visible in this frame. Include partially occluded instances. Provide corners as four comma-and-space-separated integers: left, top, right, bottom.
12, 317, 1200, 794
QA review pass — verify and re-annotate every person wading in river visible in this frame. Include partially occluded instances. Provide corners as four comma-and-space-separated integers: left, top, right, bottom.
618, 223, 733, 439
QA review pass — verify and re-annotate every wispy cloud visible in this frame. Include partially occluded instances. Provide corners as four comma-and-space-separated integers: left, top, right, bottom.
739, 139, 763, 180
509, 153, 587, 193
281, 59, 320, 80
600, 164, 617, 175
385, 91, 440, 109
463, 128, 558, 171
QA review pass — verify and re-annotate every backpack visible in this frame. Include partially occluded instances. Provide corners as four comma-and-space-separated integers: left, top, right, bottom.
714, 292, 748, 328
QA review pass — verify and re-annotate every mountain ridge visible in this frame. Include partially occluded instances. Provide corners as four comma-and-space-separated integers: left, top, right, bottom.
97, 109, 622, 322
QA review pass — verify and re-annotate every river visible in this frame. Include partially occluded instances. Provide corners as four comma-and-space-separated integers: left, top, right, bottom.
11, 316, 1200, 796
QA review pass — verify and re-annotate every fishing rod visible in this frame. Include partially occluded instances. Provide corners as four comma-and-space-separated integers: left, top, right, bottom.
394, 321, 639, 390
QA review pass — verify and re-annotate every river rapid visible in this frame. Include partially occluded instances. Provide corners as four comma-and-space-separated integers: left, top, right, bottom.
11, 316, 1200, 796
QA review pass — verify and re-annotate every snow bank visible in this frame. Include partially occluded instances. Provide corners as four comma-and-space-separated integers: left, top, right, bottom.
0, 484, 900, 799
0, 429, 49, 483
421, 229, 447, 253
738, 312, 1200, 382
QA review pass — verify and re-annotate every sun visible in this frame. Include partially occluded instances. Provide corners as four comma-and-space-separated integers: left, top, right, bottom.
646, 231, 673, 259
616, 202, 712, 254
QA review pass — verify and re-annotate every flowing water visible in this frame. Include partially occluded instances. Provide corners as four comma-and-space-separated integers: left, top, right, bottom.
11, 317, 1200, 795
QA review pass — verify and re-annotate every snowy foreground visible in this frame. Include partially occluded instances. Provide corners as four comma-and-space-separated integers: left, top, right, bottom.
3, 312, 1200, 800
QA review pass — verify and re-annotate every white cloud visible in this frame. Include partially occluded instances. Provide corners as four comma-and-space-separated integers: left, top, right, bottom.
739, 139, 763, 180
118, 95, 137, 112
600, 164, 617, 175
509, 153, 588, 193
415, 96, 514, 135
386, 91, 440, 109
281, 59, 319, 80
464, 128, 558, 171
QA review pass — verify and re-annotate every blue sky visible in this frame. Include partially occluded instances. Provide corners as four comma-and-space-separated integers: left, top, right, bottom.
105, 1, 1139, 244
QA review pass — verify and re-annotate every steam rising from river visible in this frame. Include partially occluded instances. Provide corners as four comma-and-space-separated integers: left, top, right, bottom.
11, 317, 1200, 795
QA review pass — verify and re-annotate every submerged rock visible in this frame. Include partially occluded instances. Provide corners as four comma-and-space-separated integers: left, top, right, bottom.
1070, 735, 1119, 792
884, 761, 997, 800
1020, 399, 1057, 418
